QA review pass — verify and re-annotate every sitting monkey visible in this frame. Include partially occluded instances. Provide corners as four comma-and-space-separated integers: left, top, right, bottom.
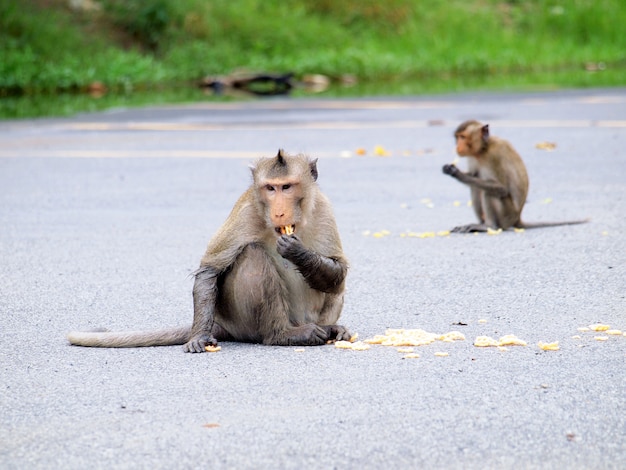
68, 150, 351, 352
443, 120, 587, 232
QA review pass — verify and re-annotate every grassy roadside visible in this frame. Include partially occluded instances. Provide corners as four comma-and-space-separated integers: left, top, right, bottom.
1, 0, 625, 117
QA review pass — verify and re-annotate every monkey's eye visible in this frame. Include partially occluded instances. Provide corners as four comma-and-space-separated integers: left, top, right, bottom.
266, 184, 275, 192
282, 184, 291, 191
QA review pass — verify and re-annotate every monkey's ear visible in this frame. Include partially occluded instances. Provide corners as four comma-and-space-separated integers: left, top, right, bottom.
309, 158, 319, 181
481, 124, 490, 144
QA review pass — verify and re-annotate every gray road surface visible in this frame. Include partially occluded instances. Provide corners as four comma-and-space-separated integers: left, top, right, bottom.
1, 89, 625, 469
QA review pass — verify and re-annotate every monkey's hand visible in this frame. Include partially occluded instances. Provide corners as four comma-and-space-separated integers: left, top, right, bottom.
277, 234, 346, 294
442, 163, 460, 178
276, 233, 306, 260
183, 333, 218, 353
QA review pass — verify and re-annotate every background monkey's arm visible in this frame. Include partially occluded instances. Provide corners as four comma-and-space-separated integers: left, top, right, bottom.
186, 266, 220, 352
276, 235, 347, 294
442, 164, 509, 198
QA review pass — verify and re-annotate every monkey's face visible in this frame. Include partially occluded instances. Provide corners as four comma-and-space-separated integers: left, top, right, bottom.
455, 131, 473, 157
260, 179, 304, 236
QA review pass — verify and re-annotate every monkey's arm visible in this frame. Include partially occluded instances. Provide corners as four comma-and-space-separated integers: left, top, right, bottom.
276, 235, 347, 294
185, 266, 220, 353
442, 164, 508, 198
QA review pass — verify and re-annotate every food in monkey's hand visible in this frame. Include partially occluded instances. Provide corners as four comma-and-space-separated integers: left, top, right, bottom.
204, 345, 221, 352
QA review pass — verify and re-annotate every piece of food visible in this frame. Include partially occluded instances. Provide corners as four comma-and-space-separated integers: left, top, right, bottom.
594, 336, 609, 341
335, 340, 370, 350
204, 345, 222, 352
474, 336, 499, 347
280, 225, 295, 235
434, 352, 449, 357
438, 331, 466, 342
538, 341, 560, 351
349, 333, 359, 342
589, 323, 610, 331
498, 334, 527, 347
606, 329, 622, 335
402, 353, 420, 359
397, 347, 414, 353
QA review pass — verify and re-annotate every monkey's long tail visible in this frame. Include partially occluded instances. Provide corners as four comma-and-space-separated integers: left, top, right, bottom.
67, 326, 191, 348
520, 218, 590, 230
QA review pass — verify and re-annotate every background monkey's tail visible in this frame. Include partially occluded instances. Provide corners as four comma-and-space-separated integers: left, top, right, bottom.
519, 218, 590, 230
67, 326, 191, 348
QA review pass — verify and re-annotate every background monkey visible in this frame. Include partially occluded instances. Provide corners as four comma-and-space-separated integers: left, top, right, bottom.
68, 150, 351, 353
442, 120, 588, 233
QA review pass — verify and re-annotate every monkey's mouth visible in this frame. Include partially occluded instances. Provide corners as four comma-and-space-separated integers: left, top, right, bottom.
276, 224, 295, 235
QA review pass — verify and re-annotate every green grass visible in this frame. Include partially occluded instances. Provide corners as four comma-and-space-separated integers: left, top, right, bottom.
1, 0, 625, 118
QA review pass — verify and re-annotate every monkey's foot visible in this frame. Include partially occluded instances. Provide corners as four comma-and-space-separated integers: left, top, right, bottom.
451, 223, 489, 233
322, 324, 352, 342
268, 324, 329, 346
183, 333, 218, 353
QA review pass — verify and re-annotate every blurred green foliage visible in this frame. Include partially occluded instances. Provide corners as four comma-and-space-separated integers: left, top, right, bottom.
0, 0, 624, 98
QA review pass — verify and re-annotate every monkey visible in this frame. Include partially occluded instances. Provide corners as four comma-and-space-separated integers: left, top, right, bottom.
67, 149, 351, 353
442, 120, 588, 233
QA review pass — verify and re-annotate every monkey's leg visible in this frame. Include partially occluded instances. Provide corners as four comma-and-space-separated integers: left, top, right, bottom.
317, 294, 351, 341
483, 194, 519, 230
224, 244, 329, 346
185, 266, 220, 353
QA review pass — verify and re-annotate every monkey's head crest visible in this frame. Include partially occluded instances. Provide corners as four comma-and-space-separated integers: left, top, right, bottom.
276, 148, 287, 166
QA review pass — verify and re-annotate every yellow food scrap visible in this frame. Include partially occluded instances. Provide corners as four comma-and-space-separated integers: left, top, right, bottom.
355, 148, 367, 156
571, 335, 582, 340
514, 228, 525, 233
372, 232, 385, 238
437, 230, 451, 237
538, 341, 560, 351
540, 197, 553, 205
535, 141, 557, 151
380, 329, 439, 347
497, 346, 508, 352
402, 353, 421, 359
280, 225, 295, 235
474, 336, 499, 347
438, 331, 466, 342
349, 333, 359, 342
577, 327, 590, 332
363, 335, 387, 345
594, 336, 609, 341
335, 340, 370, 350
204, 345, 222, 352
606, 329, 622, 336
374, 145, 391, 157
453, 201, 461, 207
589, 323, 610, 331
487, 228, 503, 235
294, 348, 305, 352
434, 352, 449, 357
397, 347, 414, 353
478, 319, 488, 324
498, 335, 527, 347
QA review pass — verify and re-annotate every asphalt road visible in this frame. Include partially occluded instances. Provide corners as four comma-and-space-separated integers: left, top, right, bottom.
1, 89, 625, 469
